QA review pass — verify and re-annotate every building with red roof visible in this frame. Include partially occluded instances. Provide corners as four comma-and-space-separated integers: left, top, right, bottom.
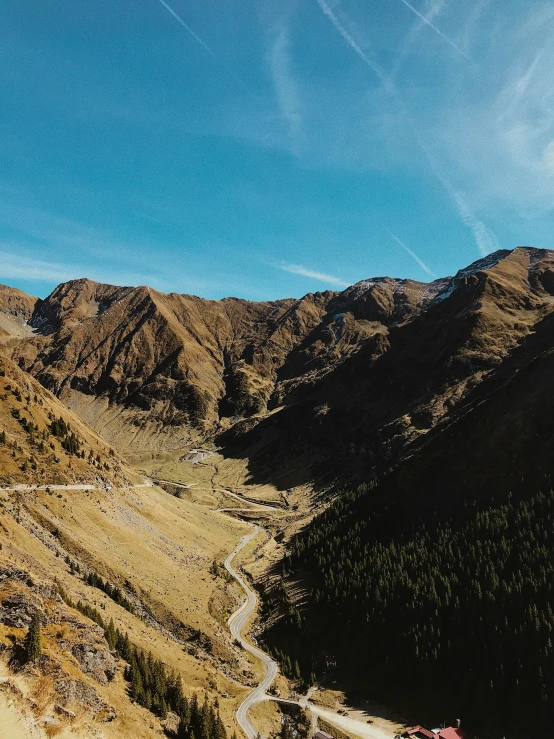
406, 727, 436, 739
405, 725, 467, 739
437, 729, 466, 739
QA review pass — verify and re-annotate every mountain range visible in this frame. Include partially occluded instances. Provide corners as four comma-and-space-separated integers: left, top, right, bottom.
3, 246, 554, 485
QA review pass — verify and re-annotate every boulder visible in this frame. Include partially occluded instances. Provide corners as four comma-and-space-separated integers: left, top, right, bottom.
55, 678, 116, 721
71, 643, 116, 685
0, 592, 44, 628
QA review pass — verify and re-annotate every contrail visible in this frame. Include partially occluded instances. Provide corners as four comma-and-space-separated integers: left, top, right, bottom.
386, 228, 436, 276
395, 0, 473, 62
314, 0, 487, 256
449, 191, 499, 256
156, 0, 217, 58
419, 144, 498, 256
314, 0, 391, 89
270, 26, 303, 154
278, 262, 351, 287
155, 0, 250, 91
391, 0, 446, 78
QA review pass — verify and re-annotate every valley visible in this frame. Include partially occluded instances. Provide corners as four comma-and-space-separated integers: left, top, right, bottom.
0, 446, 403, 739
2, 247, 554, 738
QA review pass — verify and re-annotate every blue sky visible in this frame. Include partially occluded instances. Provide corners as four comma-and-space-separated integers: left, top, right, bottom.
2, 0, 554, 300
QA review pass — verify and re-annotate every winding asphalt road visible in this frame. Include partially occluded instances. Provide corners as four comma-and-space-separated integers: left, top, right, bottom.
154, 478, 282, 511
224, 524, 278, 739
221, 519, 399, 739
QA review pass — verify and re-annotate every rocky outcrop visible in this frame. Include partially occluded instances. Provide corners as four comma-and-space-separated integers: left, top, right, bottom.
0, 286, 39, 346
0, 568, 116, 686
71, 642, 116, 685
54, 678, 117, 721
0, 285, 38, 322
0, 591, 45, 628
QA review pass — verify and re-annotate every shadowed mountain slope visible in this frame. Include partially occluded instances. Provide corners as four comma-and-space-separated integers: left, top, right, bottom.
257, 248, 554, 739
228, 247, 554, 486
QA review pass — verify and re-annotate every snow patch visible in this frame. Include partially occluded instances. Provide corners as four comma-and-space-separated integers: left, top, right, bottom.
429, 251, 512, 306
28, 313, 56, 334
431, 281, 458, 303
392, 280, 407, 296
96, 300, 110, 316
353, 278, 386, 291
453, 250, 509, 281
422, 278, 451, 303
520, 246, 550, 267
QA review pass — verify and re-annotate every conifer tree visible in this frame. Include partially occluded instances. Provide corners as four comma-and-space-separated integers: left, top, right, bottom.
105, 618, 117, 650
24, 612, 42, 663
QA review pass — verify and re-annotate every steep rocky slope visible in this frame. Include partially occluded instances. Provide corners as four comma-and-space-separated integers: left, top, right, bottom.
0, 286, 38, 346
4, 247, 554, 738
0, 367, 262, 736
256, 248, 554, 738
0, 355, 134, 487
0, 350, 268, 737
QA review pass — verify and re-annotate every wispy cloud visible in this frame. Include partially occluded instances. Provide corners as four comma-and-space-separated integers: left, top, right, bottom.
0, 250, 76, 284
499, 51, 543, 124
385, 229, 436, 276
421, 154, 499, 257
437, 6, 554, 218
497, 50, 554, 184
269, 25, 303, 154
0, 248, 170, 289
313, 0, 389, 87
395, 0, 473, 62
458, 0, 493, 55
0, 199, 146, 263
0, 191, 222, 295
278, 262, 350, 287
312, 0, 495, 256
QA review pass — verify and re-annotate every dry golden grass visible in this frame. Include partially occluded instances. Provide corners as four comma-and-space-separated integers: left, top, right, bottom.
0, 381, 315, 739
43, 724, 63, 737
318, 717, 358, 739
32, 676, 53, 715
0, 652, 167, 739
310, 689, 343, 710
141, 450, 288, 505
249, 698, 282, 738
0, 356, 138, 487
0, 473, 260, 736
